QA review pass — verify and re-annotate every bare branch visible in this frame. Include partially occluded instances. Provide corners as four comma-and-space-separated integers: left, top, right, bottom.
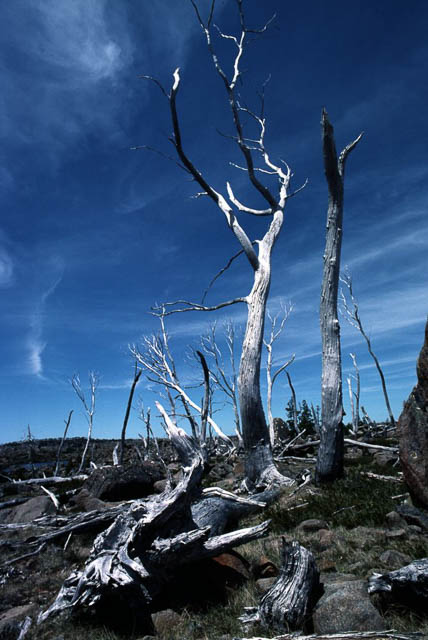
201, 243, 257, 304
151, 297, 247, 317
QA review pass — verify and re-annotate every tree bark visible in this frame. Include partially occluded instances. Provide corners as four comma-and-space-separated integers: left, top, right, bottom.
239, 213, 294, 489
316, 109, 362, 483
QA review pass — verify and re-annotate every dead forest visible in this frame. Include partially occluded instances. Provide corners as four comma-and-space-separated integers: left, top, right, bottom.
1, 1, 428, 640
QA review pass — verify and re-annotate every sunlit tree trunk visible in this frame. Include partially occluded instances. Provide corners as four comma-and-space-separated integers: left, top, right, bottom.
316, 109, 362, 483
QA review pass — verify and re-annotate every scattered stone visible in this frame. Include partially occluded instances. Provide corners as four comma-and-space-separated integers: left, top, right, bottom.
379, 549, 412, 568
83, 462, 164, 501
153, 479, 169, 494
385, 510, 407, 529
5, 495, 56, 523
320, 572, 360, 585
297, 518, 328, 532
212, 551, 250, 584
408, 524, 423, 534
151, 609, 182, 637
398, 317, 428, 508
68, 489, 106, 512
386, 528, 407, 540
396, 503, 428, 531
313, 579, 386, 634
317, 528, 335, 550
255, 577, 277, 593
373, 450, 397, 466
251, 555, 279, 579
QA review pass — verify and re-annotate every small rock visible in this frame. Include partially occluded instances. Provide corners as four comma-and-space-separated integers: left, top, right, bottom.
379, 549, 412, 568
386, 528, 407, 539
408, 524, 423, 534
385, 511, 407, 529
151, 609, 182, 637
255, 577, 277, 593
213, 551, 250, 584
153, 479, 169, 494
251, 555, 279, 579
373, 450, 397, 466
6, 496, 56, 523
297, 518, 328, 532
317, 528, 334, 550
69, 489, 105, 512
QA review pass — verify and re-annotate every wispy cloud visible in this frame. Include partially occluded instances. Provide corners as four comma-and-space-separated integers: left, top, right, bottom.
26, 261, 64, 378
0, 247, 14, 288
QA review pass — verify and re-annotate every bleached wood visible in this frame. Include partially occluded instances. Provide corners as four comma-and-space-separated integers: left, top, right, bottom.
38, 419, 269, 629
317, 110, 362, 483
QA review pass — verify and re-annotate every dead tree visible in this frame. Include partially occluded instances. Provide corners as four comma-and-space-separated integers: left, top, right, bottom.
54, 410, 73, 477
316, 110, 362, 484
119, 362, 142, 465
38, 402, 270, 633
350, 352, 360, 431
201, 321, 243, 448
131, 315, 232, 447
286, 370, 299, 435
340, 271, 395, 426
71, 372, 98, 475
145, 2, 302, 489
263, 303, 295, 446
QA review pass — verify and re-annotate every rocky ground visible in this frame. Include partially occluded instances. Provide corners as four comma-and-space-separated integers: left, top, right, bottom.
0, 434, 427, 640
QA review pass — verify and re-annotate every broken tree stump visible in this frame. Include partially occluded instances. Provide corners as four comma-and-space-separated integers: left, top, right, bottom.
38, 418, 270, 634
259, 540, 320, 631
241, 540, 320, 633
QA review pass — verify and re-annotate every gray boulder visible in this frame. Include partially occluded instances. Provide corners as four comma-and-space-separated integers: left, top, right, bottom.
398, 317, 428, 508
83, 462, 164, 501
313, 579, 386, 634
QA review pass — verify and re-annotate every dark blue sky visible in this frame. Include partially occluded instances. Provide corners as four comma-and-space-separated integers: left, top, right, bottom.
1, 0, 427, 443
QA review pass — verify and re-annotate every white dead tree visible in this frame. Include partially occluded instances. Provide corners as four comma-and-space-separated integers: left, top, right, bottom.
131, 315, 233, 449
340, 271, 395, 426
316, 109, 362, 484
263, 303, 295, 446
145, 1, 303, 488
201, 321, 243, 448
54, 410, 73, 477
71, 372, 98, 475
347, 352, 360, 434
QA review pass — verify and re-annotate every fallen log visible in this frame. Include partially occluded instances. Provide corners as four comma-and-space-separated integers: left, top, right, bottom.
10, 474, 88, 487
38, 414, 270, 633
368, 558, 428, 612
235, 631, 423, 640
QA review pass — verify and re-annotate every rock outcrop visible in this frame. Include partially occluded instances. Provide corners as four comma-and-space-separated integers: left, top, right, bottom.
83, 461, 164, 501
398, 317, 428, 507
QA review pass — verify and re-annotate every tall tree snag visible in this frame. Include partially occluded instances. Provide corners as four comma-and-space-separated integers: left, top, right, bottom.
316, 109, 362, 483
143, 2, 303, 489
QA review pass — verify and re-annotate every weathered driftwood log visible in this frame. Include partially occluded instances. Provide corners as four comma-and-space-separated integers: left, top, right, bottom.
38, 419, 270, 632
241, 540, 320, 632
235, 632, 424, 640
259, 540, 320, 631
368, 558, 428, 611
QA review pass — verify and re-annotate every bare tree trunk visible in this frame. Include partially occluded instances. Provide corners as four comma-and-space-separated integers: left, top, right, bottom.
196, 350, 210, 444
350, 352, 360, 432
54, 410, 73, 477
340, 273, 395, 426
119, 363, 142, 465
316, 109, 362, 484
239, 224, 293, 488
286, 370, 300, 434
